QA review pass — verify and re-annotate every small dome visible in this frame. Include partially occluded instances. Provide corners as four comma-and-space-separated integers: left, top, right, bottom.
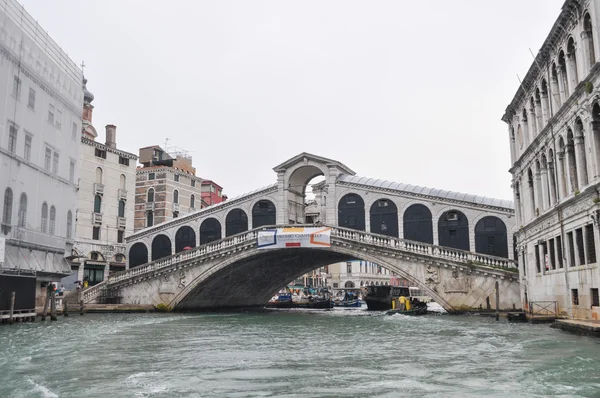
83, 77, 94, 104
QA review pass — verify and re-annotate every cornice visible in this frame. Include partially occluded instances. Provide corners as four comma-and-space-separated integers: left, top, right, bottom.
82, 137, 138, 160
136, 167, 201, 181
336, 181, 514, 214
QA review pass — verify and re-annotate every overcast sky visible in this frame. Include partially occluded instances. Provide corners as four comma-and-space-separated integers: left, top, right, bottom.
20, 0, 564, 201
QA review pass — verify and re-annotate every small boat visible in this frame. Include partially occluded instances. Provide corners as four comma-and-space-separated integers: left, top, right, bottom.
364, 285, 410, 311
266, 292, 294, 308
386, 303, 428, 316
334, 291, 361, 308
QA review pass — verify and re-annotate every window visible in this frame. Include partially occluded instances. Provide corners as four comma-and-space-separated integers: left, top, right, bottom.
174, 174, 180, 182
69, 160, 75, 183
592, 288, 599, 307
191, 179, 195, 187
52, 152, 59, 174
84, 267, 104, 286
173, 190, 179, 204
535, 244, 541, 273
45, 147, 51, 169
94, 148, 106, 159
218, 190, 222, 197
120, 174, 126, 190
549, 239, 556, 270
49, 206, 56, 235
18, 193, 26, 228
48, 104, 54, 124
8, 122, 17, 153
118, 200, 125, 218
147, 189, 154, 202
55, 109, 62, 130
147, 211, 154, 227
556, 236, 563, 268
347, 261, 352, 274
576, 228, 585, 266
72, 122, 77, 140
94, 195, 102, 213
90, 252, 99, 260
41, 202, 48, 233
210, 185, 215, 193
28, 88, 35, 109
567, 232, 576, 267
118, 156, 129, 166
190, 194, 195, 209
2, 188, 13, 229
148, 173, 155, 180
24, 134, 31, 161
95, 167, 103, 184
572, 289, 579, 306
66, 210, 72, 239
92, 226, 100, 240
585, 224, 596, 264
117, 230, 124, 244
12, 75, 21, 99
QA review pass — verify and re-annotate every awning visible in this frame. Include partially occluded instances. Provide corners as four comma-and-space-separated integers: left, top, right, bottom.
2, 244, 72, 277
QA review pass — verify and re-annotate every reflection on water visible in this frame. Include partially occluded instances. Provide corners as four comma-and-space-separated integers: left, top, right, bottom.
1, 307, 600, 397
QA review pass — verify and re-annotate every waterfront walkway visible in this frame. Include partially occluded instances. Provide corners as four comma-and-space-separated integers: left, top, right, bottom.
553, 319, 600, 337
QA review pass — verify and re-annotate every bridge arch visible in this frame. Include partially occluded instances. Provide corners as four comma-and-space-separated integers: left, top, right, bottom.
225, 208, 248, 236
402, 203, 433, 244
474, 216, 508, 258
200, 218, 222, 245
175, 225, 197, 253
151, 234, 172, 261
437, 209, 470, 251
338, 193, 365, 231
252, 199, 276, 228
369, 198, 398, 237
129, 242, 148, 268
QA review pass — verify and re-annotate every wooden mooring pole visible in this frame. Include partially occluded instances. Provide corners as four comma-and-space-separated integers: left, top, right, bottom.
63, 300, 69, 317
495, 281, 500, 322
41, 288, 50, 321
9, 292, 15, 325
50, 290, 57, 321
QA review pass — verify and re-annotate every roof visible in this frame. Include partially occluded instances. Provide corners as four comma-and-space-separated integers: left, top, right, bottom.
273, 152, 356, 175
337, 174, 514, 210
201, 180, 223, 189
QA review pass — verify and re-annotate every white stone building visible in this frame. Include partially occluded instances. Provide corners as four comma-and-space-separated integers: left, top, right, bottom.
327, 260, 393, 295
0, 0, 83, 307
67, 80, 137, 287
502, 0, 600, 319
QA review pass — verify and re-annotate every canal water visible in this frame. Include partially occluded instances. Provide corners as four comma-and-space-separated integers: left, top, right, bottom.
1, 309, 600, 397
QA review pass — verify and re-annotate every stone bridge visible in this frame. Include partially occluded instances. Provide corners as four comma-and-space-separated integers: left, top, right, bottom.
85, 225, 521, 313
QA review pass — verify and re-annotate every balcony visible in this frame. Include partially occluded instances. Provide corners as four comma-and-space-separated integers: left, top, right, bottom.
94, 183, 105, 195
117, 217, 126, 229
118, 189, 127, 200
93, 212, 103, 224
173, 203, 180, 212
145, 202, 155, 211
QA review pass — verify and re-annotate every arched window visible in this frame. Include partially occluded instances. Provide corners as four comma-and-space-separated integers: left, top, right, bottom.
551, 63, 561, 107
200, 218, 222, 244
370, 198, 398, 237
541, 79, 550, 122
95, 167, 103, 184
175, 225, 196, 252
338, 193, 365, 231
403, 204, 433, 244
49, 206, 56, 235
18, 193, 27, 228
129, 243, 148, 268
147, 188, 154, 203
173, 189, 179, 204
252, 200, 276, 228
566, 129, 578, 192
118, 200, 125, 218
574, 118, 588, 186
147, 211, 154, 227
2, 187, 13, 229
345, 281, 355, 288
558, 136, 568, 198
438, 210, 469, 251
521, 108, 530, 145
558, 51, 569, 98
593, 103, 600, 178
151, 234, 172, 261
567, 38, 579, 89
120, 174, 126, 190
475, 216, 508, 258
66, 210, 73, 239
41, 202, 48, 233
527, 168, 536, 218
547, 150, 557, 206
190, 194, 195, 209
94, 195, 102, 213
584, 13, 596, 70
225, 209, 248, 236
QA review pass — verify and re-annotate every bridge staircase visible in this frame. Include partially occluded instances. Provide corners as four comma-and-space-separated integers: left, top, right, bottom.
82, 225, 519, 304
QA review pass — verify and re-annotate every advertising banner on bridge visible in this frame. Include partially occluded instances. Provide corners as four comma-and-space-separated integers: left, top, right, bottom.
257, 227, 331, 249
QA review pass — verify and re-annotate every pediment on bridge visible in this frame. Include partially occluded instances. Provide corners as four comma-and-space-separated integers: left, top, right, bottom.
272, 152, 356, 175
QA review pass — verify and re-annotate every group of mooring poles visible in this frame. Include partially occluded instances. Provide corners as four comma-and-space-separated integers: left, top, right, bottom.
1, 292, 35, 324
39, 287, 85, 322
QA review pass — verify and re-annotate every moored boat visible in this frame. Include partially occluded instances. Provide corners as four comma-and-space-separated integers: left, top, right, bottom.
334, 291, 361, 308
364, 285, 410, 311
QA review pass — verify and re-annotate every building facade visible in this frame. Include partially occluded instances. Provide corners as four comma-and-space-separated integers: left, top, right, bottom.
135, 146, 205, 232
0, 0, 83, 307
68, 81, 137, 287
201, 180, 226, 206
503, 0, 600, 319
327, 260, 394, 295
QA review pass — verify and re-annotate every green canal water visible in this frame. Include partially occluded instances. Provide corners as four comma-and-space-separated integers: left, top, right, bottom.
1, 308, 600, 397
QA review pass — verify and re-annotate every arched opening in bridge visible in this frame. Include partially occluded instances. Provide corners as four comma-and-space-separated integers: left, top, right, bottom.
252, 200, 276, 228
475, 216, 508, 258
175, 225, 197, 253
338, 193, 365, 231
403, 204, 433, 244
287, 165, 325, 224
200, 218, 222, 245
304, 175, 325, 224
438, 210, 469, 251
370, 198, 398, 237
151, 234, 172, 261
129, 243, 148, 268
226, 209, 248, 236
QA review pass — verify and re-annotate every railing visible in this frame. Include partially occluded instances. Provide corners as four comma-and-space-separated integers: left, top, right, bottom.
118, 189, 127, 200
92, 213, 103, 224
82, 224, 518, 303
529, 301, 558, 317
94, 183, 104, 195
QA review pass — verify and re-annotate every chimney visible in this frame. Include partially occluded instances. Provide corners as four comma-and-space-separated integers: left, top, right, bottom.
105, 125, 117, 149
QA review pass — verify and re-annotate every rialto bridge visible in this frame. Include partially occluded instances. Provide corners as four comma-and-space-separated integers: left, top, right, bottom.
84, 153, 521, 312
